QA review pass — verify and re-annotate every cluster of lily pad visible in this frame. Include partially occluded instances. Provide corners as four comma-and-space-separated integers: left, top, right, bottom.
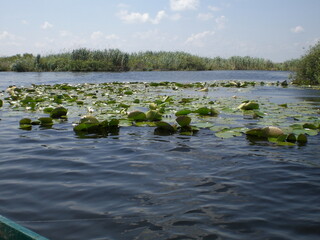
19, 106, 68, 130
1, 80, 319, 145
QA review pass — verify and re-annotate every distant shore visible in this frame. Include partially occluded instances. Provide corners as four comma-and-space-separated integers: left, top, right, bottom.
0, 49, 298, 73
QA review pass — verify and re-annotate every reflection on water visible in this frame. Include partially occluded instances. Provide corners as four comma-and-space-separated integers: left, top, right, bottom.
0, 71, 320, 240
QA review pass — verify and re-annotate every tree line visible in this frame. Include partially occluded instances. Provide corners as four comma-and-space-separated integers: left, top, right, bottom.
0, 48, 300, 73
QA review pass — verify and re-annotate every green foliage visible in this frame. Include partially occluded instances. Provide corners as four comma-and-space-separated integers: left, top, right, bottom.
11, 58, 35, 72
293, 41, 320, 85
0, 48, 299, 72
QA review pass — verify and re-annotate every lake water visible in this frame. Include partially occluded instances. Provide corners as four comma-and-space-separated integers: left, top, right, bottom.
0, 71, 320, 240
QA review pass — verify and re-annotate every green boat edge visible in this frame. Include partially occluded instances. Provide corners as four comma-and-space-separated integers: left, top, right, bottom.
0, 215, 49, 240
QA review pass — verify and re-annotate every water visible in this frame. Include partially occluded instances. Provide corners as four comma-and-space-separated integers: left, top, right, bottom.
0, 71, 320, 240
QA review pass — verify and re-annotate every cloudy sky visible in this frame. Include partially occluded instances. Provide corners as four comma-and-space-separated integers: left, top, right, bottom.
0, 0, 319, 61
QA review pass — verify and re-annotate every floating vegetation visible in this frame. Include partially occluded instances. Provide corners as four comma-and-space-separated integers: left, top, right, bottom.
38, 117, 53, 126
2, 80, 318, 145
238, 100, 259, 110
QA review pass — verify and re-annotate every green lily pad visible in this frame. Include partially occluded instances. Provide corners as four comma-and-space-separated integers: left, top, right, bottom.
73, 123, 100, 133
149, 103, 157, 110
286, 133, 297, 142
246, 128, 265, 137
175, 109, 192, 116
292, 128, 318, 136
19, 124, 32, 130
19, 118, 32, 125
109, 119, 120, 127
128, 111, 147, 121
215, 128, 243, 138
80, 116, 100, 124
43, 107, 54, 114
38, 117, 53, 126
31, 120, 41, 125
238, 101, 259, 110
50, 107, 68, 119
176, 116, 191, 127
124, 90, 133, 95
196, 107, 219, 116
146, 110, 162, 121
303, 123, 318, 129
0, 99, 3, 107
297, 134, 308, 143
154, 121, 176, 135
278, 103, 288, 108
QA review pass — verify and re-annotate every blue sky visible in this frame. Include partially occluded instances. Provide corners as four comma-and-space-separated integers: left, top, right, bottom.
0, 0, 319, 61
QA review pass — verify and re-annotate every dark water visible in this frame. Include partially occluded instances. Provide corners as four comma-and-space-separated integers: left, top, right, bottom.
1, 71, 320, 240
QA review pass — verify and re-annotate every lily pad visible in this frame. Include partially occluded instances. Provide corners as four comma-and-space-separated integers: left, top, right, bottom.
303, 123, 318, 130
43, 107, 54, 114
149, 103, 157, 110
297, 134, 308, 143
50, 107, 68, 119
154, 121, 176, 135
238, 101, 259, 110
128, 111, 147, 121
286, 133, 297, 143
215, 128, 243, 138
146, 110, 162, 121
38, 117, 53, 126
19, 118, 32, 125
196, 107, 219, 116
74, 123, 101, 133
80, 116, 100, 124
175, 109, 192, 116
246, 128, 265, 137
176, 116, 191, 127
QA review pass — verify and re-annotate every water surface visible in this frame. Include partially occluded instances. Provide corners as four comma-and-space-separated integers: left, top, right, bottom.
0, 71, 320, 240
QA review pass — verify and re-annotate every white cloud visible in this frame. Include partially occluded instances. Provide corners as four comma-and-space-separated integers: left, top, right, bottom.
208, 5, 221, 11
21, 20, 28, 25
117, 10, 150, 24
91, 31, 104, 40
117, 10, 168, 24
185, 31, 215, 47
41, 21, 53, 30
291, 25, 304, 33
60, 30, 72, 37
90, 31, 120, 42
198, 13, 214, 21
170, 0, 199, 11
215, 15, 227, 29
151, 10, 167, 24
0, 31, 16, 40
105, 34, 120, 40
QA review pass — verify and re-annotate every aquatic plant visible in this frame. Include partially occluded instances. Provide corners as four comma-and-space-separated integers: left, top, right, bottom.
50, 107, 68, 119
238, 101, 259, 110
7, 81, 319, 145
73, 116, 119, 136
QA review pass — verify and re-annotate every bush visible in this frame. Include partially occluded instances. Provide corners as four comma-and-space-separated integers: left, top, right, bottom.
11, 58, 35, 72
293, 41, 320, 85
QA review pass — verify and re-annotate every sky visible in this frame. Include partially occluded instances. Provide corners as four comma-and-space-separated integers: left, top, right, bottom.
0, 0, 319, 62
